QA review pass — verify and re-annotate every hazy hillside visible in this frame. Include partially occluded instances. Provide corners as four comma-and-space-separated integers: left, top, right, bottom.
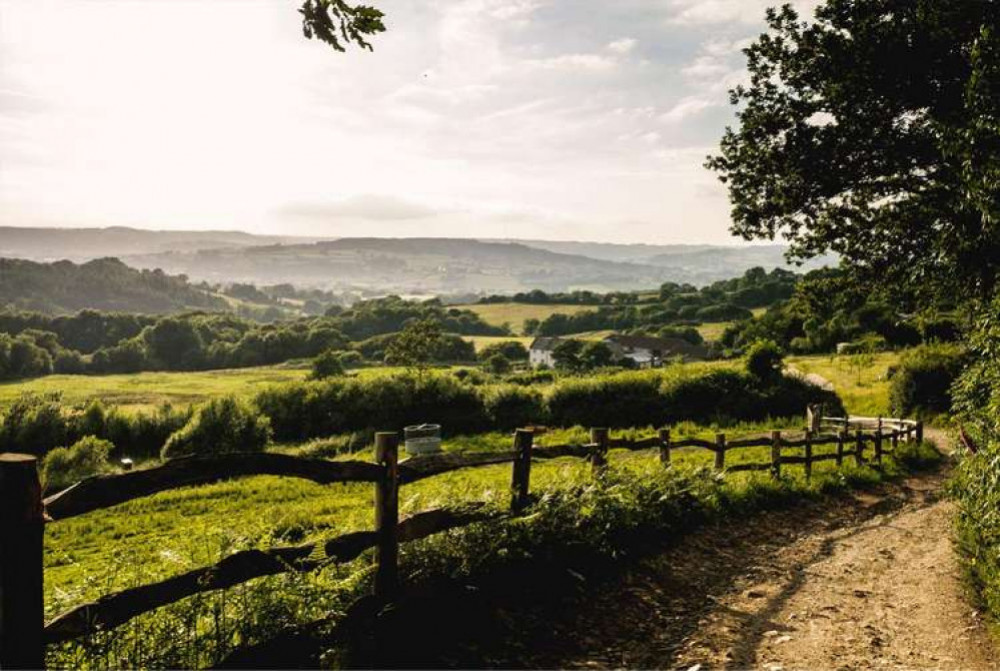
0, 257, 228, 314
122, 238, 678, 294
0, 227, 836, 294
0, 226, 323, 261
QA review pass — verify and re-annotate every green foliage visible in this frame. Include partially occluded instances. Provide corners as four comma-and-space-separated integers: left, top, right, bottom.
0, 257, 227, 314
483, 353, 512, 375
951, 441, 1000, 619
580, 341, 615, 369
480, 385, 545, 431
299, 0, 385, 52
708, 1, 1000, 300
310, 349, 347, 380
0, 392, 66, 456
477, 340, 529, 361
385, 320, 443, 370
745, 340, 784, 385
256, 372, 488, 442
162, 397, 272, 460
42, 436, 113, 493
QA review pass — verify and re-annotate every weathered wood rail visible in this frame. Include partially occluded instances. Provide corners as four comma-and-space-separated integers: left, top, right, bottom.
0, 414, 923, 667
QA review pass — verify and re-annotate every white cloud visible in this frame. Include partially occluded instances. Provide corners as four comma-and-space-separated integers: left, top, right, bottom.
524, 52, 617, 72
607, 37, 637, 54
660, 96, 720, 124
667, 0, 820, 26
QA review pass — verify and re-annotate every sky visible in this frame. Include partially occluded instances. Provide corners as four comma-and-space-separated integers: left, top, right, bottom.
0, 0, 819, 244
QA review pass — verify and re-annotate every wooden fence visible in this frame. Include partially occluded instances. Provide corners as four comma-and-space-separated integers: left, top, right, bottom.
0, 414, 923, 668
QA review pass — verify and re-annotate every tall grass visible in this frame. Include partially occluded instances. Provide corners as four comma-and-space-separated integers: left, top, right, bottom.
45, 431, 940, 669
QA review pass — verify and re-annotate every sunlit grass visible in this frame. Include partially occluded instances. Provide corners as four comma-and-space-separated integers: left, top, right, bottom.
787, 350, 901, 416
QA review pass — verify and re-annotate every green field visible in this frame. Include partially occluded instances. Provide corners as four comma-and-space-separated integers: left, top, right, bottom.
42, 413, 934, 669
0, 367, 309, 412
695, 307, 768, 343
461, 303, 595, 334
787, 350, 901, 416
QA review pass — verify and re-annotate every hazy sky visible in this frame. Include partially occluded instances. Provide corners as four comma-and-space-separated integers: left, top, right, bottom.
0, 0, 818, 244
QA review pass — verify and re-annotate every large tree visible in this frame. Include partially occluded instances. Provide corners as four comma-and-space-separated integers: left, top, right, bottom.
707, 1, 1000, 301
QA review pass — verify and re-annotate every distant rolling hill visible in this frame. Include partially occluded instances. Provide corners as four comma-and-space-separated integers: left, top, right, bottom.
0, 226, 836, 294
0, 226, 322, 261
0, 257, 227, 314
122, 238, 677, 294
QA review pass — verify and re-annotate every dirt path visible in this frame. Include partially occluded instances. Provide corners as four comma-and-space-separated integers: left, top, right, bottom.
474, 431, 996, 670
673, 469, 994, 670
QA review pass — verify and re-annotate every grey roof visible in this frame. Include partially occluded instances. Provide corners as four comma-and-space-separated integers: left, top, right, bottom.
604, 334, 710, 360
529, 336, 564, 352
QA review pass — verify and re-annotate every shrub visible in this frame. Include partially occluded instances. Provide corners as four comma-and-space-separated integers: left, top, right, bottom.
481, 385, 545, 430
42, 436, 113, 492
311, 349, 346, 380
0, 392, 68, 456
162, 397, 272, 459
546, 372, 665, 428
256, 372, 489, 442
484, 353, 512, 375
889, 344, 967, 417
478, 341, 529, 361
745, 339, 784, 385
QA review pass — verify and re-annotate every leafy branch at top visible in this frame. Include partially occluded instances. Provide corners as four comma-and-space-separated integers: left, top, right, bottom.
299, 0, 385, 52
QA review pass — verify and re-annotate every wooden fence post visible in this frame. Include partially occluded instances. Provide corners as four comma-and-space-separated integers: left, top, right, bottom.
590, 428, 609, 476
771, 430, 782, 479
855, 429, 864, 466
510, 429, 533, 514
874, 427, 883, 464
891, 428, 899, 453
715, 433, 726, 471
804, 430, 813, 480
374, 432, 399, 602
0, 453, 44, 671
916, 420, 924, 444
836, 429, 845, 466
658, 428, 671, 467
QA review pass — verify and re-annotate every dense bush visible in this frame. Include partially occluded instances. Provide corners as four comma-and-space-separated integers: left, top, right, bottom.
310, 349, 347, 379
889, 344, 967, 417
745, 339, 784, 385
42, 436, 113, 492
477, 341, 529, 361
256, 373, 488, 442
162, 397, 272, 459
0, 392, 67, 456
546, 373, 665, 428
481, 385, 546, 430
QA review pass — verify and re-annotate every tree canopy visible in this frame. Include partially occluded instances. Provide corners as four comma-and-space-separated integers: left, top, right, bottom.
708, 1, 1000, 301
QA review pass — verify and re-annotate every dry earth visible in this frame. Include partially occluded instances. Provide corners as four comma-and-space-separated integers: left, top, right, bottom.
497, 429, 997, 670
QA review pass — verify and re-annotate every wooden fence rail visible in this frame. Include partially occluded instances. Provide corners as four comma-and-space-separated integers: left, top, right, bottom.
0, 413, 922, 668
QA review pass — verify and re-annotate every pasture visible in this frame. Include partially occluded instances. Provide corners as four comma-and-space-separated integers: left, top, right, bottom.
40, 415, 933, 668
460, 302, 595, 334
787, 351, 900, 417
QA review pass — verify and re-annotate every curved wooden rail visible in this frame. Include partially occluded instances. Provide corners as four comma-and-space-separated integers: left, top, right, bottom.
44, 454, 384, 521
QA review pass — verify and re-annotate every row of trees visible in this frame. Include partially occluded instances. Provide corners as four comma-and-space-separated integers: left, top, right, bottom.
0, 296, 507, 379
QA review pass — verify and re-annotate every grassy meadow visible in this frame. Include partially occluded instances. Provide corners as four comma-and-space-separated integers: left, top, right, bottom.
787, 350, 900, 417
460, 302, 596, 334
43, 416, 938, 668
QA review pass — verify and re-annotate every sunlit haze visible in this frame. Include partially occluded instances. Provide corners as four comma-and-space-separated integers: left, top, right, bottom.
0, 0, 817, 243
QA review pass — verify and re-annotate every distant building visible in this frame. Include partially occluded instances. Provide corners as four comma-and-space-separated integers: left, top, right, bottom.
603, 334, 710, 367
528, 336, 562, 368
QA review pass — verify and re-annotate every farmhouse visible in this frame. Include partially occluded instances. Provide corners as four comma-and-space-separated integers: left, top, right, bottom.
603, 334, 709, 367
528, 336, 562, 367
